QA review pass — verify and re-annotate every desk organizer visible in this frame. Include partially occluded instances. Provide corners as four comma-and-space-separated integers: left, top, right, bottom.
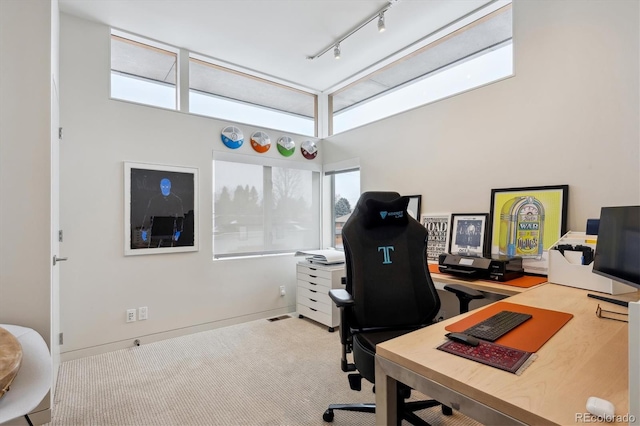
548, 231, 636, 295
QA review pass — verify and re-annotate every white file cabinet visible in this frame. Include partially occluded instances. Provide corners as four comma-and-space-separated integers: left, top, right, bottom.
296, 261, 346, 332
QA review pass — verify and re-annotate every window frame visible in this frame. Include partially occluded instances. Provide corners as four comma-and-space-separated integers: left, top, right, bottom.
110, 30, 180, 110
327, 2, 513, 135
213, 152, 322, 259
323, 162, 360, 250
189, 55, 319, 137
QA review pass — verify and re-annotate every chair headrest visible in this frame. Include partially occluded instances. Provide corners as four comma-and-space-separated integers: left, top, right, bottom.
362, 196, 410, 229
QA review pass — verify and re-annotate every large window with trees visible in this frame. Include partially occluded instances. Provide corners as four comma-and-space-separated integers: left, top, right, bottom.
213, 157, 321, 258
330, 169, 360, 249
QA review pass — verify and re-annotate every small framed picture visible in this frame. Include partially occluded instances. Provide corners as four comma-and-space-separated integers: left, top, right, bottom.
421, 213, 451, 263
449, 213, 489, 257
405, 195, 422, 220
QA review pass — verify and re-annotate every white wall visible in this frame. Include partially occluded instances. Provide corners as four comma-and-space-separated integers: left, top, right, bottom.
57, 0, 639, 359
0, 0, 52, 341
324, 0, 640, 230
58, 15, 319, 359
0, 0, 56, 421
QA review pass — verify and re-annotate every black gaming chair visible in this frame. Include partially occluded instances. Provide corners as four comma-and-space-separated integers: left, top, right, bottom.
323, 191, 483, 425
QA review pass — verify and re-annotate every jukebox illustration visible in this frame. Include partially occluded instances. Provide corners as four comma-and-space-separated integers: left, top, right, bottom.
498, 196, 545, 259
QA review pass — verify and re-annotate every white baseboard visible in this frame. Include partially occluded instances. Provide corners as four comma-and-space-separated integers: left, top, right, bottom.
60, 307, 293, 362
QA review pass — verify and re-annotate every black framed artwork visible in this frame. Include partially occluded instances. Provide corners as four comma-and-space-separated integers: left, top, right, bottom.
449, 213, 489, 257
489, 184, 568, 274
406, 195, 422, 220
124, 162, 199, 256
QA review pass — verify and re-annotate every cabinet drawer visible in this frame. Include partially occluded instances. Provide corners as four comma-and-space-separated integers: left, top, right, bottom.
298, 286, 332, 307
297, 264, 333, 280
297, 273, 331, 288
297, 279, 332, 294
297, 294, 331, 315
298, 303, 336, 327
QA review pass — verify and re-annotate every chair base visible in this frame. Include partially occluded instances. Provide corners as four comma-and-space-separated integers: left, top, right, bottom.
323, 400, 452, 425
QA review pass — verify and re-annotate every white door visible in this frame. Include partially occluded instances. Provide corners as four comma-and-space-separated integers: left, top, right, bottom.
50, 75, 62, 394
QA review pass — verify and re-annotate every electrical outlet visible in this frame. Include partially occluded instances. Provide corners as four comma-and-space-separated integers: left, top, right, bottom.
279, 285, 286, 296
126, 309, 136, 322
138, 306, 148, 320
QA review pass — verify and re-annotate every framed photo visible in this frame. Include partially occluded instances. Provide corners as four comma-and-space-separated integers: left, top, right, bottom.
449, 213, 489, 257
421, 213, 451, 263
489, 184, 568, 274
405, 195, 422, 220
124, 162, 199, 256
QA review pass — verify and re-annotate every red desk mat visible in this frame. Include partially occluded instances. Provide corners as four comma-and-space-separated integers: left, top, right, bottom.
437, 339, 534, 374
428, 264, 546, 288
445, 301, 573, 353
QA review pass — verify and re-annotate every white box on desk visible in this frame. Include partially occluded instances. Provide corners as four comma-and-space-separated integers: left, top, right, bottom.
547, 231, 636, 295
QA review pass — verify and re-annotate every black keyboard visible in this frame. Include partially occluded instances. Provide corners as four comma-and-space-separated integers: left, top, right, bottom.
462, 310, 532, 342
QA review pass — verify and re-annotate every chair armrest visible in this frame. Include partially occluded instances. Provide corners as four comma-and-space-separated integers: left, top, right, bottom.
444, 284, 484, 314
444, 284, 483, 299
328, 288, 357, 372
329, 289, 354, 308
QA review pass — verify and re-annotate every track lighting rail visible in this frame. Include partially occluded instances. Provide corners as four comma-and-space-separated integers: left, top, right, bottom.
306, 1, 395, 60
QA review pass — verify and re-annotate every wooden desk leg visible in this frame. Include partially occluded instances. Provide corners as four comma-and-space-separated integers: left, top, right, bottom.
375, 355, 398, 425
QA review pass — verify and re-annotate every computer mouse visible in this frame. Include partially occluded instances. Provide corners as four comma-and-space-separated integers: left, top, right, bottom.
586, 396, 615, 418
445, 332, 479, 347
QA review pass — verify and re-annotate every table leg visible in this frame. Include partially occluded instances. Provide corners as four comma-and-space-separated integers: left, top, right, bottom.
375, 355, 398, 425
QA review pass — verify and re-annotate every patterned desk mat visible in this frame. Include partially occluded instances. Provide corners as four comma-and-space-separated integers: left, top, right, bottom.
437, 339, 536, 375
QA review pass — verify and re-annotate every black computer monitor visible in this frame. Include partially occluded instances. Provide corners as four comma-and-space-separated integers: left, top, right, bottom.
592, 205, 640, 289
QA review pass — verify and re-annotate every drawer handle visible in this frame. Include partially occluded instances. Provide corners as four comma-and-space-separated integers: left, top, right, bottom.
309, 282, 317, 286
310, 299, 317, 302
310, 308, 317, 312
309, 275, 317, 278
309, 289, 317, 293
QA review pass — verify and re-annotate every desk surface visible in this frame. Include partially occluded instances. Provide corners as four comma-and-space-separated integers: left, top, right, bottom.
430, 271, 536, 297
376, 283, 640, 425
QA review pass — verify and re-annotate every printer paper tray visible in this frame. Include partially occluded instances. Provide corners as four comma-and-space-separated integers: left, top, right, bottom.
439, 267, 478, 276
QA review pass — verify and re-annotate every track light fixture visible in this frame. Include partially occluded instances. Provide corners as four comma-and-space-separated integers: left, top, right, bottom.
378, 13, 386, 33
306, 1, 396, 60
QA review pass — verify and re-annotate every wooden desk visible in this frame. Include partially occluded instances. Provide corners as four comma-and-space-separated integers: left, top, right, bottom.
375, 283, 640, 425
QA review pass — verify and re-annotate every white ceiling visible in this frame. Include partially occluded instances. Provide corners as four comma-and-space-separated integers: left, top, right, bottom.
59, 0, 494, 93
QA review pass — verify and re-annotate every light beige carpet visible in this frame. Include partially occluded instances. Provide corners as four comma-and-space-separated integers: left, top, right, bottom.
51, 316, 481, 425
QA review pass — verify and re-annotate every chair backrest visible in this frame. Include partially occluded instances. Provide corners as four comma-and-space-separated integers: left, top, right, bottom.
342, 191, 440, 329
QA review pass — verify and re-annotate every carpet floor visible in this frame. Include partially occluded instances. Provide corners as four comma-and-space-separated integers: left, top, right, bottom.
50, 316, 481, 426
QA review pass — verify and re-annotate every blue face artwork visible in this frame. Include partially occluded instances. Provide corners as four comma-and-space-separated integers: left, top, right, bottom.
160, 178, 171, 196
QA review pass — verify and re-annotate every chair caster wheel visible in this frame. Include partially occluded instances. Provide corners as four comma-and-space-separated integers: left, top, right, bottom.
442, 405, 453, 415
328, 327, 335, 332
323, 409, 334, 422
298, 314, 303, 319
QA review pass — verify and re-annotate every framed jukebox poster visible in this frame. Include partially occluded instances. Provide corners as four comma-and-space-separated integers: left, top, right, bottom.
489, 184, 568, 275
